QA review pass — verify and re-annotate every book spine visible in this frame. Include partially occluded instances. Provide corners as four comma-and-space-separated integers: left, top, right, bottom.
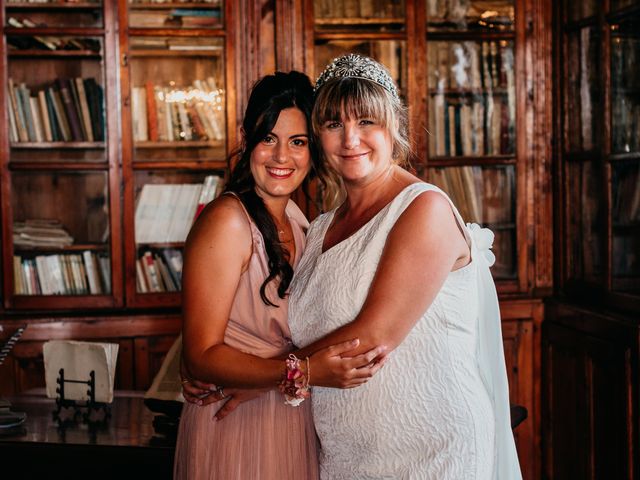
145, 81, 159, 141
18, 84, 37, 142
38, 90, 53, 142
49, 86, 72, 141
75, 77, 94, 142
55, 78, 84, 141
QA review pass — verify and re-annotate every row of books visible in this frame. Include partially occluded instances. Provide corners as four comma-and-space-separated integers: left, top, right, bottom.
13, 251, 111, 296
429, 166, 515, 225
135, 175, 222, 244
136, 249, 183, 293
7, 17, 101, 52
314, 0, 404, 19
429, 94, 515, 157
428, 40, 514, 91
130, 8, 221, 28
131, 79, 224, 143
7, 77, 105, 144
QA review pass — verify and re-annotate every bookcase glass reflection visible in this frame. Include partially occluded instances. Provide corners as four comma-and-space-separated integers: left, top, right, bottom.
133, 170, 224, 294
5, 1, 104, 29
313, 0, 405, 32
127, 0, 222, 29
314, 40, 408, 97
565, 26, 599, 153
610, 12, 640, 294
427, 39, 516, 158
566, 160, 604, 284
426, 0, 514, 31
6, 36, 106, 157
11, 171, 111, 296
428, 165, 516, 279
128, 36, 226, 163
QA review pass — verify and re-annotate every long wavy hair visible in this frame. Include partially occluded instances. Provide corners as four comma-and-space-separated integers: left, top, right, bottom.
223, 71, 320, 307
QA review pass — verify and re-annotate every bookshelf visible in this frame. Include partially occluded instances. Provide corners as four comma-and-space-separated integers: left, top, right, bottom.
118, 0, 231, 307
0, 0, 236, 390
556, 1, 640, 308
301, 0, 545, 294
544, 2, 640, 479
1, 1, 119, 310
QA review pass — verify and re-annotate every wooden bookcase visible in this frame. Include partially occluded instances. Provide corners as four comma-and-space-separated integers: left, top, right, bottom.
545, 1, 640, 478
0, 0, 237, 391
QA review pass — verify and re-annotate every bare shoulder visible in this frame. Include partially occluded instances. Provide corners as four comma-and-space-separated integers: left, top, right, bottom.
185, 194, 252, 254
390, 186, 463, 250
400, 188, 455, 225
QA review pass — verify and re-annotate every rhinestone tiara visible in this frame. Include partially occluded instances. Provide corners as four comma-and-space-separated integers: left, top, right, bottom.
314, 53, 400, 100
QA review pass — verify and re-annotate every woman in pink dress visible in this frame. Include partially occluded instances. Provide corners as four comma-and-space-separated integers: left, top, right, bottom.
174, 71, 384, 480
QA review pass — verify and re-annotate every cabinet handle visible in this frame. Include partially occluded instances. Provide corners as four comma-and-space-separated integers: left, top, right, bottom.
121, 53, 128, 67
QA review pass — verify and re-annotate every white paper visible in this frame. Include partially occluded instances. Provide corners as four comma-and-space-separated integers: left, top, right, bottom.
43, 340, 118, 403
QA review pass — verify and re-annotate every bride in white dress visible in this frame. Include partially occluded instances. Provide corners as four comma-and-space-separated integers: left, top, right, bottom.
288, 54, 522, 479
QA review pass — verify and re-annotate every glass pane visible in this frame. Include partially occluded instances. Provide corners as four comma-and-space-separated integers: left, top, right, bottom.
428, 165, 516, 278
315, 40, 407, 96
611, 17, 640, 154
314, 0, 405, 32
134, 171, 224, 293
565, 27, 600, 153
427, 0, 514, 31
6, 37, 106, 159
567, 0, 596, 22
427, 40, 515, 157
612, 162, 640, 292
11, 171, 111, 296
567, 161, 604, 282
128, 1, 223, 29
129, 37, 226, 162
5, 2, 103, 29
611, 0, 640, 12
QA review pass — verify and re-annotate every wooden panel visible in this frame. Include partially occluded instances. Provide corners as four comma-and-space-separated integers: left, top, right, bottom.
544, 303, 638, 480
134, 334, 177, 390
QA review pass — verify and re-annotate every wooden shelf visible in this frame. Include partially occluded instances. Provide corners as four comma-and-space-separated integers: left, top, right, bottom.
134, 140, 223, 149
5, 2, 102, 10
427, 155, 516, 167
136, 242, 184, 249
315, 17, 405, 26
132, 160, 227, 170
10, 141, 106, 149
8, 49, 101, 58
10, 161, 108, 171
4, 27, 104, 36
14, 244, 109, 253
128, 2, 220, 9
129, 48, 222, 57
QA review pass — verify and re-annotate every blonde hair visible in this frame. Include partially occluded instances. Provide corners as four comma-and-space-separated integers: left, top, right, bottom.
312, 78, 412, 209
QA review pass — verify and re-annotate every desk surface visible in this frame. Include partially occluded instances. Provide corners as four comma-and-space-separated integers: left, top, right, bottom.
0, 390, 175, 479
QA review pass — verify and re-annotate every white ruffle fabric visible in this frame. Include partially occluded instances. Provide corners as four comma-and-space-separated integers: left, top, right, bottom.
467, 222, 522, 480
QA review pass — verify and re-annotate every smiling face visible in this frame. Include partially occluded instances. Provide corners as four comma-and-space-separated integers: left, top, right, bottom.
250, 107, 311, 202
319, 114, 394, 185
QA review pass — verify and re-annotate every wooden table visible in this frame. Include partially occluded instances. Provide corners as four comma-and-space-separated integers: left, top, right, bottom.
0, 390, 176, 479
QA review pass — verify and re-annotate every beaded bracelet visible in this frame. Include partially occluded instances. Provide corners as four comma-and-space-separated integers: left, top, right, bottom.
278, 354, 311, 407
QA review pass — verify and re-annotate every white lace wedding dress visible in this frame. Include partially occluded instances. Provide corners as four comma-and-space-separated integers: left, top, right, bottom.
289, 183, 521, 480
